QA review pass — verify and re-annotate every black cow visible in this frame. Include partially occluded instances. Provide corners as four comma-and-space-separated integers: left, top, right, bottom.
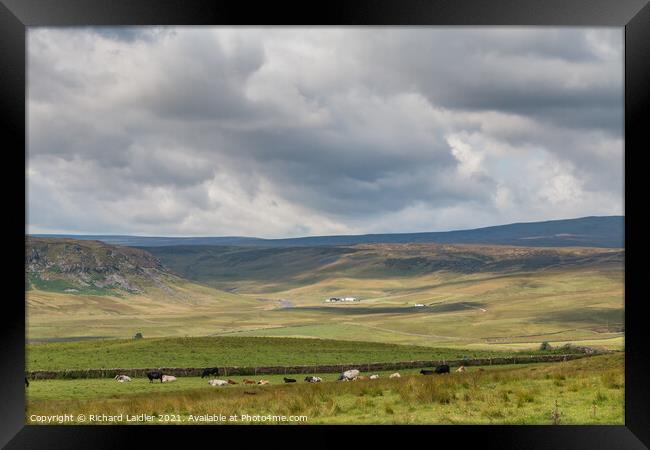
283, 377, 297, 383
147, 371, 164, 383
420, 369, 434, 375
25, 377, 29, 387
201, 367, 219, 378
435, 364, 450, 374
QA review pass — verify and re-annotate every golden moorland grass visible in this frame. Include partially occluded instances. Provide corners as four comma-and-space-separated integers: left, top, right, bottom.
28, 265, 623, 351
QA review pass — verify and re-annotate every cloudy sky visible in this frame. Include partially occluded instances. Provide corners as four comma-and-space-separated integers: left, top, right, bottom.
27, 27, 624, 238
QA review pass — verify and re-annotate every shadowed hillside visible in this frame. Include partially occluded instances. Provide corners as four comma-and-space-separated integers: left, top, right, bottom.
143, 243, 624, 292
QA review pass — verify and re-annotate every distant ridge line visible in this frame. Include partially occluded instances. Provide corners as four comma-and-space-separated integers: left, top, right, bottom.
31, 215, 624, 249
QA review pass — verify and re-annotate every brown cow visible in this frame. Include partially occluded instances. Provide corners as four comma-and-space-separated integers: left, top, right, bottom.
227, 379, 238, 385
258, 380, 270, 385
243, 379, 256, 384
356, 376, 369, 381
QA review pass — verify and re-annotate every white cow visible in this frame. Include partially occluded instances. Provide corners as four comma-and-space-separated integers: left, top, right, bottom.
208, 379, 229, 386
161, 375, 177, 383
369, 374, 379, 380
389, 373, 401, 379
114, 375, 131, 382
338, 369, 360, 381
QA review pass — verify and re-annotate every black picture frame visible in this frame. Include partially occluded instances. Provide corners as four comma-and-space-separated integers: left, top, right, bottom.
2, 0, 648, 448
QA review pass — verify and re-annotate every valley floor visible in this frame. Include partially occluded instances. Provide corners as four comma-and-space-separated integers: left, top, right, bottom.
27, 264, 624, 352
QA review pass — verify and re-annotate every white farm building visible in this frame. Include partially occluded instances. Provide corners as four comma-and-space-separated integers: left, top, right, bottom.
324, 297, 359, 303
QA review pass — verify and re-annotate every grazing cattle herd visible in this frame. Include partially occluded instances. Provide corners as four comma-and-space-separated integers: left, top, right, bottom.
138, 363, 457, 385
25, 364, 461, 389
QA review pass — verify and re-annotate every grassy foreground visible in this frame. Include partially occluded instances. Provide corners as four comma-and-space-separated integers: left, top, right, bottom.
27, 336, 582, 371
26, 353, 623, 425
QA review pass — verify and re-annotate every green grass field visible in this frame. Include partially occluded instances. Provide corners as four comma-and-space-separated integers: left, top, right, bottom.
26, 353, 623, 425
27, 336, 564, 371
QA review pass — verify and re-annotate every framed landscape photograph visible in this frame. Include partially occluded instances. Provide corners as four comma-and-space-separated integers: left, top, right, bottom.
2, 0, 649, 447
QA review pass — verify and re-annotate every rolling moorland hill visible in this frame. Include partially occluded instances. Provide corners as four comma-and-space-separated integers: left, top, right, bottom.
25, 237, 263, 340
26, 237, 178, 295
34, 215, 624, 248
142, 242, 624, 292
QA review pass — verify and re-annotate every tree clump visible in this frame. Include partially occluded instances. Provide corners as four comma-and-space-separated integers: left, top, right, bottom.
539, 341, 552, 351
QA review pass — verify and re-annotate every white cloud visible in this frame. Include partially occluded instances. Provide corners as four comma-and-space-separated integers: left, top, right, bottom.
447, 133, 485, 177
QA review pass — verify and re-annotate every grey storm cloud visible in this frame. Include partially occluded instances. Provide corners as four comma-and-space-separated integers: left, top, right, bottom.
27, 27, 623, 237
366, 29, 622, 137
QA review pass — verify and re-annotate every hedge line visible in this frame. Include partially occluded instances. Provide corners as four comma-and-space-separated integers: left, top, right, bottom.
26, 353, 593, 380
